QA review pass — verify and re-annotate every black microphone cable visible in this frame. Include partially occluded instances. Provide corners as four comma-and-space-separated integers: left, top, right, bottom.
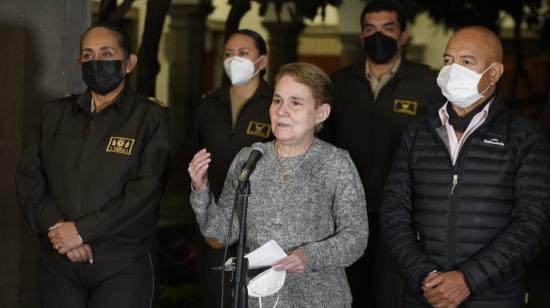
220, 182, 241, 308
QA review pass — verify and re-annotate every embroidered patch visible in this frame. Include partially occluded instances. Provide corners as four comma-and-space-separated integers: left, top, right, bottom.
106, 137, 135, 155
483, 138, 505, 147
247, 121, 271, 138
393, 99, 418, 115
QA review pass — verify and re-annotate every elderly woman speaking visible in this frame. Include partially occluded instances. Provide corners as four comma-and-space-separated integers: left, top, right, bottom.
188, 63, 368, 307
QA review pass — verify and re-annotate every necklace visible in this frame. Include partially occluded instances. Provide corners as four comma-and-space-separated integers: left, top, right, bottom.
273, 141, 308, 182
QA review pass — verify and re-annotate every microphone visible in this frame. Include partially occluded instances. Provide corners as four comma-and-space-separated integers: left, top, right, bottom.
238, 142, 265, 183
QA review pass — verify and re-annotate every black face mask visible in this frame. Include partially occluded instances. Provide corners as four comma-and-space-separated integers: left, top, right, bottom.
362, 32, 398, 64
82, 60, 125, 95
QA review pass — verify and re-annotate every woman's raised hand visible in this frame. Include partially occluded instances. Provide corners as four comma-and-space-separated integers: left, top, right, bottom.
188, 149, 211, 192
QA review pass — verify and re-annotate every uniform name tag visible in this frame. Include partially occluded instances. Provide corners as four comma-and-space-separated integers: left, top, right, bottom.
394, 99, 418, 115
106, 137, 135, 155
247, 121, 271, 138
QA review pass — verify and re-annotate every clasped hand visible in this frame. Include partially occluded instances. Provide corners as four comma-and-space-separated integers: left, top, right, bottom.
422, 270, 470, 308
48, 221, 93, 264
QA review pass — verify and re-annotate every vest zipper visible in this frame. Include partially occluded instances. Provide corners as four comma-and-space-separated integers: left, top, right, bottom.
450, 174, 458, 196
430, 109, 498, 269
432, 125, 464, 268
448, 136, 475, 267
448, 164, 459, 266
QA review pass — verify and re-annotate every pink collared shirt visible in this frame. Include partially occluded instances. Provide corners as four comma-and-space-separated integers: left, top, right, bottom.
438, 101, 492, 165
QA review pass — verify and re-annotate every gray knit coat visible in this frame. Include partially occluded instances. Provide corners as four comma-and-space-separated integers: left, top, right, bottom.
191, 138, 369, 307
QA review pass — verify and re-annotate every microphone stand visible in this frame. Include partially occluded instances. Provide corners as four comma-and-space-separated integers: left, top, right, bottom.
233, 180, 250, 308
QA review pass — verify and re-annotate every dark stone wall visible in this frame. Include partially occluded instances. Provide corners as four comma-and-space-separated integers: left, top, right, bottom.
0, 1, 90, 307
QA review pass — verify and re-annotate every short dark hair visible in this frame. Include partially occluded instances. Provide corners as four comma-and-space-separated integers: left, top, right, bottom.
360, 1, 407, 32
80, 23, 132, 59
227, 28, 268, 55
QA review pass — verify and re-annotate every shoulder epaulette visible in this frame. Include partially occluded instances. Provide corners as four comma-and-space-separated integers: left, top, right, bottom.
141, 95, 168, 108
202, 88, 221, 99
63, 94, 78, 100
53, 93, 78, 103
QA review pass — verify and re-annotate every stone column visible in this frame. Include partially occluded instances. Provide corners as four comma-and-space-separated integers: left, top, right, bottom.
262, 21, 305, 83
206, 19, 226, 89
0, 1, 90, 307
259, 2, 304, 83
162, 0, 212, 224
337, 0, 364, 66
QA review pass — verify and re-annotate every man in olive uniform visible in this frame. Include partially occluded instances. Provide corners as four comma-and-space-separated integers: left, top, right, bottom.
321, 2, 443, 307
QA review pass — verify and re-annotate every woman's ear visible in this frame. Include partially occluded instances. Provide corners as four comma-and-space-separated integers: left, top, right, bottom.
124, 54, 138, 74
258, 55, 269, 71
316, 103, 331, 124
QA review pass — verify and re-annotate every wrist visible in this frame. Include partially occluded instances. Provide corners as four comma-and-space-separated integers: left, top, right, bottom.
457, 270, 469, 286
423, 269, 438, 282
191, 181, 208, 192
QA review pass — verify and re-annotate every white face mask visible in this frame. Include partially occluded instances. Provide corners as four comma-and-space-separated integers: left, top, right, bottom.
247, 268, 286, 298
437, 63, 495, 108
224, 55, 264, 86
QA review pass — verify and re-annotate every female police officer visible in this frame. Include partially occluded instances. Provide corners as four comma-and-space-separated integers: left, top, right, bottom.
186, 29, 273, 307
16, 23, 171, 308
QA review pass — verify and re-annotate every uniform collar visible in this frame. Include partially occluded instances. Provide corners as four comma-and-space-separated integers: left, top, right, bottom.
352, 57, 411, 82
216, 79, 272, 103
253, 79, 273, 100
365, 57, 401, 81
75, 86, 134, 118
